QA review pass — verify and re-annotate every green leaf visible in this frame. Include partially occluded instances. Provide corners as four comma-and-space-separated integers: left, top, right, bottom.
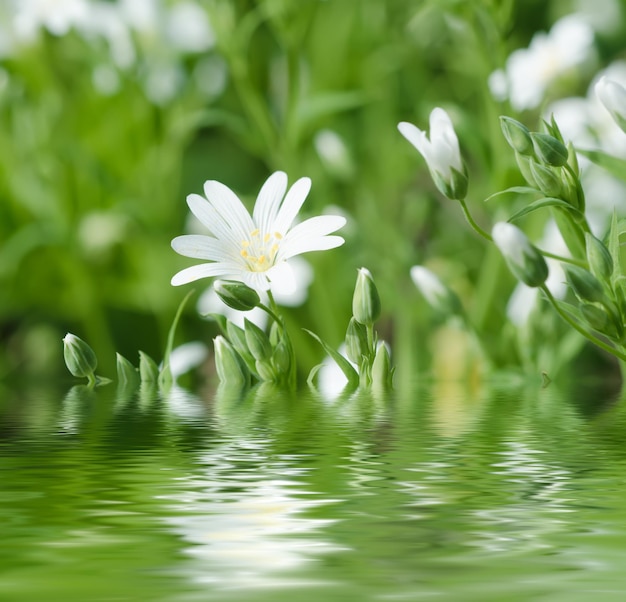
483, 186, 538, 202
204, 312, 229, 334
578, 148, 626, 184
508, 197, 584, 222
303, 329, 359, 389
297, 91, 367, 127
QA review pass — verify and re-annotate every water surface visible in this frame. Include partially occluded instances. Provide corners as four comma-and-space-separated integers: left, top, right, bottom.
2, 378, 626, 601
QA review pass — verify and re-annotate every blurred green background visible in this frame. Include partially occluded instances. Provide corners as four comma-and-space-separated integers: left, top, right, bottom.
2, 0, 625, 385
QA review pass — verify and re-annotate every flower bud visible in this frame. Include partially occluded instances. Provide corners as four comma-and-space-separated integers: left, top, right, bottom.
139, 350, 159, 382
352, 267, 381, 326
345, 317, 368, 364
585, 233, 613, 281
244, 318, 272, 361
531, 132, 569, 167
214, 335, 249, 387
371, 343, 393, 390
500, 116, 534, 155
529, 160, 562, 197
515, 154, 539, 189
580, 303, 610, 334
410, 265, 463, 315
63, 333, 98, 379
565, 265, 606, 304
271, 338, 292, 375
492, 222, 548, 288
214, 279, 260, 311
116, 353, 139, 387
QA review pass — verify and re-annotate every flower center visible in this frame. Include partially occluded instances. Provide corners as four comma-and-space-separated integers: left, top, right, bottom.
240, 229, 283, 272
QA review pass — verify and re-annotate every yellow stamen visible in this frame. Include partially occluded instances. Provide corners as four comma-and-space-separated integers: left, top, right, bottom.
274, 232, 283, 240
251, 228, 260, 237
263, 233, 271, 243
240, 250, 248, 258
241, 240, 250, 248
258, 255, 266, 264
270, 244, 279, 255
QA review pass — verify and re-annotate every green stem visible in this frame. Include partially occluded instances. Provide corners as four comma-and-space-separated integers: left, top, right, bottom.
459, 199, 492, 241
540, 249, 587, 268
541, 285, 626, 362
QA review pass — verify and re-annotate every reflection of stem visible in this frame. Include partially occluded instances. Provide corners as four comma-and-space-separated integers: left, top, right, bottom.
541, 285, 626, 362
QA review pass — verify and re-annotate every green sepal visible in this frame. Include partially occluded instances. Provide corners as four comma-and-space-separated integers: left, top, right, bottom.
507, 197, 584, 223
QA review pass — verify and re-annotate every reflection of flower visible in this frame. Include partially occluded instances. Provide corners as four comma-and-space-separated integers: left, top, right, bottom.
171, 171, 346, 292
489, 15, 594, 111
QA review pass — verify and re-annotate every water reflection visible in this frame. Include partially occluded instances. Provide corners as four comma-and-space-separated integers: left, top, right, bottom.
4, 377, 626, 600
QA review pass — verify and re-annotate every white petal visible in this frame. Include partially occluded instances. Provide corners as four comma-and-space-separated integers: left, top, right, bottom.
187, 193, 239, 246
398, 121, 430, 159
252, 171, 288, 235
171, 234, 238, 261
271, 256, 314, 306
267, 261, 297, 295
242, 271, 271, 291
171, 262, 240, 286
272, 177, 312, 234
280, 235, 344, 259
283, 215, 346, 242
203, 179, 255, 243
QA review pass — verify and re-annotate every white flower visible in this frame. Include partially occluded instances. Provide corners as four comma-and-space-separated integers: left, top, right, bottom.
491, 15, 594, 111
596, 75, 626, 129
492, 222, 548, 288
410, 266, 449, 309
171, 171, 346, 292
398, 108, 467, 200
13, 0, 89, 40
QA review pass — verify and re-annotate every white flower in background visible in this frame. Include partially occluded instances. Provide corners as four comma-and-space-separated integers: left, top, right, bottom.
166, 1, 214, 53
596, 76, 626, 131
490, 14, 595, 111
314, 129, 354, 179
398, 107, 467, 200
169, 341, 208, 382
410, 266, 449, 309
171, 171, 346, 292
506, 220, 568, 326
573, 0, 622, 34
13, 0, 89, 40
546, 62, 626, 231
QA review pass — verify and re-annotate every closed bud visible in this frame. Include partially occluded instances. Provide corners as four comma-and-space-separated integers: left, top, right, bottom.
271, 338, 291, 375
492, 222, 548, 288
516, 154, 539, 189
531, 132, 569, 167
255, 359, 276, 381
596, 76, 626, 133
565, 265, 606, 304
244, 318, 272, 361
580, 303, 621, 339
500, 116, 534, 155
585, 233, 613, 281
139, 350, 159, 382
371, 344, 393, 390
214, 279, 260, 311
63, 333, 98, 379
214, 336, 249, 387
529, 160, 562, 197
345, 317, 368, 364
116, 353, 138, 387
352, 267, 381, 326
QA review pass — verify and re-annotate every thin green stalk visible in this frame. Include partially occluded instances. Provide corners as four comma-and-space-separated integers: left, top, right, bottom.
459, 199, 492, 241
541, 285, 626, 362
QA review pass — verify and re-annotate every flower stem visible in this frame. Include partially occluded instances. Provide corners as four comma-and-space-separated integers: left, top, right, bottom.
459, 199, 493, 241
541, 285, 626, 362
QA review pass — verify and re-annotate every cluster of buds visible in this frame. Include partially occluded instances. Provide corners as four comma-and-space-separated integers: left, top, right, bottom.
209, 279, 296, 389
500, 116, 584, 213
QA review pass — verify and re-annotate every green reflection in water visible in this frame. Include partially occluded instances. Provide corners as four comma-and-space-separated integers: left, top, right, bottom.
2, 378, 626, 601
